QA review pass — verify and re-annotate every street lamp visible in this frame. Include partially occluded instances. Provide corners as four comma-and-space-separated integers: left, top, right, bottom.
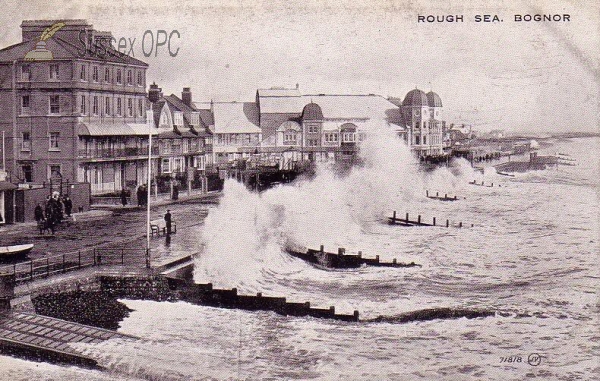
146, 83, 161, 268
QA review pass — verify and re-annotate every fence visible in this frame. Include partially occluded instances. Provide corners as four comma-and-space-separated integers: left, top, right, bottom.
0, 248, 149, 284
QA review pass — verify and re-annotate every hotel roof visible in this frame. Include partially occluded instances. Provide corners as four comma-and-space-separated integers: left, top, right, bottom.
0, 35, 148, 66
211, 102, 261, 134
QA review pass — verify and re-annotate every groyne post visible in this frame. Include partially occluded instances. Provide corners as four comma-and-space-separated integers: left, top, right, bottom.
392, 211, 397, 222
338, 248, 345, 256
446, 219, 449, 228
358, 251, 362, 258
459, 222, 463, 228
433, 217, 436, 226
405, 212, 409, 222
320, 245, 325, 255
426, 190, 429, 197
353, 310, 359, 321
418, 215, 421, 224
375, 255, 380, 263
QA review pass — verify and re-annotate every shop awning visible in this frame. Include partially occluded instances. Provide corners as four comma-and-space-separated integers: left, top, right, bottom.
0, 181, 17, 191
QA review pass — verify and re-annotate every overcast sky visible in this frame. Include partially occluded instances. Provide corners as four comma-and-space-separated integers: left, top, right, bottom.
1, 0, 598, 133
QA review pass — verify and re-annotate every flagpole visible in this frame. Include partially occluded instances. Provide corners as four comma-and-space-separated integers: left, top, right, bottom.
146, 114, 152, 268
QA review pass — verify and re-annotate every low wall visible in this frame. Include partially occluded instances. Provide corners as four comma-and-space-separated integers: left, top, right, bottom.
15, 183, 91, 222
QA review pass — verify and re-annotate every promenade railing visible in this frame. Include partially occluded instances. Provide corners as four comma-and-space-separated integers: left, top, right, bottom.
0, 248, 149, 284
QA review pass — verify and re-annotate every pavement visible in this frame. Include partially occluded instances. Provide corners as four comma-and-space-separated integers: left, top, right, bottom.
0, 191, 220, 264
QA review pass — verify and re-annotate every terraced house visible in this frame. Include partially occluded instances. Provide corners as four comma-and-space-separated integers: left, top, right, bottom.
150, 86, 213, 193
0, 19, 152, 195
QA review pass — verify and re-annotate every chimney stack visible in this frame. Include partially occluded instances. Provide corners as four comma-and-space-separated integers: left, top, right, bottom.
148, 83, 162, 103
182, 87, 192, 107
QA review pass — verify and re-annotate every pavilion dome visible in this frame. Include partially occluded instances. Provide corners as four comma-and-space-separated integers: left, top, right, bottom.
402, 89, 428, 107
301, 102, 324, 120
426, 91, 443, 107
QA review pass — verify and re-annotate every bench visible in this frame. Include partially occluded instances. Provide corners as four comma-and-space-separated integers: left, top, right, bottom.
150, 219, 177, 236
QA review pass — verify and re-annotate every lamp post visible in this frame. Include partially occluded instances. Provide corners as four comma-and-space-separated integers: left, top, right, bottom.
146, 83, 161, 268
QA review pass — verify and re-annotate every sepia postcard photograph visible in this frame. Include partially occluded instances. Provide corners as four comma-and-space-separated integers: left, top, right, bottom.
0, 0, 598, 380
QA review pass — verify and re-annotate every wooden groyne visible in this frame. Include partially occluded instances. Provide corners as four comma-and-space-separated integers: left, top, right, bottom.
285, 246, 420, 269
425, 190, 460, 201
100, 276, 360, 322
388, 211, 474, 228
469, 180, 501, 187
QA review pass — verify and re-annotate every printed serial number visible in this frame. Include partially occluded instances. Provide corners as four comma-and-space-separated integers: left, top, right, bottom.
500, 356, 523, 363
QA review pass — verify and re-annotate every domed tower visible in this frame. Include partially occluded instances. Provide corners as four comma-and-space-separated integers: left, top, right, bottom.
426, 91, 444, 156
426, 91, 443, 120
301, 102, 323, 149
401, 88, 429, 152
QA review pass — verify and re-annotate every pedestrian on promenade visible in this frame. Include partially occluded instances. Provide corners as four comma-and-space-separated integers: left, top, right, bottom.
34, 203, 44, 222
63, 196, 73, 217
120, 189, 128, 207
164, 209, 172, 236
136, 185, 143, 207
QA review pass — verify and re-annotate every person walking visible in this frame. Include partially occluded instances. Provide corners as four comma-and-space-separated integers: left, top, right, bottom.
164, 209, 172, 236
136, 185, 143, 207
34, 203, 44, 222
120, 189, 128, 207
63, 196, 73, 217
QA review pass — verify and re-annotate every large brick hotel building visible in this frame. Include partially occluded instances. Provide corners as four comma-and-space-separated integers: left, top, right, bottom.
0, 20, 151, 192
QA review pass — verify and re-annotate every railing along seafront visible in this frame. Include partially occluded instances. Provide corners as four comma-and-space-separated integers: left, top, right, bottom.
0, 248, 149, 284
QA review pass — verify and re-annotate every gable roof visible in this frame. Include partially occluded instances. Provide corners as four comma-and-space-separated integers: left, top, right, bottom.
212, 102, 261, 134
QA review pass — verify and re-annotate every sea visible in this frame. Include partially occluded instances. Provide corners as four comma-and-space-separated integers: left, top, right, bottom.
1, 134, 598, 381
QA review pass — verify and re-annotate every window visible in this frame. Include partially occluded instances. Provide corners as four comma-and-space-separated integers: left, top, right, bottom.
307, 139, 318, 147
174, 111, 183, 126
92, 66, 99, 82
284, 131, 297, 143
21, 95, 30, 114
415, 135, 420, 145
138, 99, 143, 117
49, 132, 60, 150
306, 123, 319, 133
49, 95, 60, 114
137, 71, 142, 86
49, 64, 59, 79
190, 112, 200, 126
116, 69, 122, 84
104, 68, 110, 82
161, 158, 171, 173
105, 97, 111, 115
21, 165, 33, 182
127, 98, 133, 116
342, 132, 356, 142
324, 133, 338, 143
21, 65, 30, 81
21, 132, 31, 151
423, 136, 427, 145
127, 70, 132, 85
80, 65, 86, 81
80, 95, 86, 115
49, 165, 61, 178
116, 98, 122, 115
92, 96, 99, 115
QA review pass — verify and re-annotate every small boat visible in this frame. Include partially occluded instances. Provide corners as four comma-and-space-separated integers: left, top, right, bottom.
0, 244, 34, 257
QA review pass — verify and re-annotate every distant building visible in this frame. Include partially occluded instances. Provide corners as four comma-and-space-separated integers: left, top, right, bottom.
151, 87, 213, 190
0, 19, 151, 195
256, 88, 400, 164
395, 89, 445, 157
193, 101, 262, 166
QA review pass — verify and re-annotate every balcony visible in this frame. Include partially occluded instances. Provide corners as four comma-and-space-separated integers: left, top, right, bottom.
78, 147, 159, 160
